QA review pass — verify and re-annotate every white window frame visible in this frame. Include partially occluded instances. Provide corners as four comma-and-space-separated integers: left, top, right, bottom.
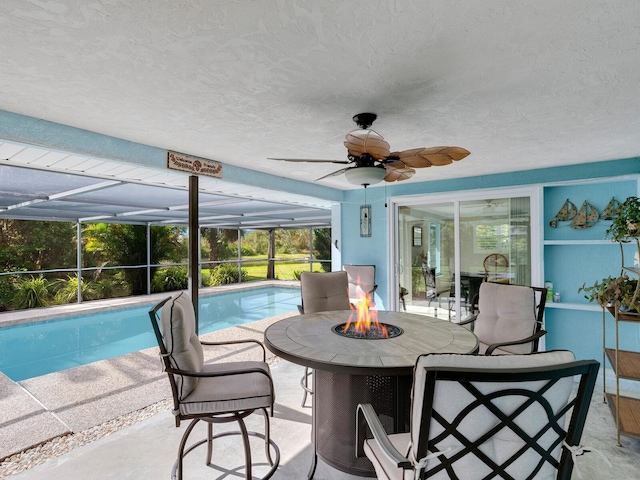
387, 185, 543, 318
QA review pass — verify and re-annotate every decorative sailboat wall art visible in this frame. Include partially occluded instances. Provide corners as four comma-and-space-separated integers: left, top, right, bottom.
549, 199, 577, 227
570, 201, 599, 229
601, 197, 622, 220
549, 197, 620, 229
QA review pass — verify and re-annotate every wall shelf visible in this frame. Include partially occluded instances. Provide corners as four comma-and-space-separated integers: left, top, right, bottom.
545, 302, 600, 312
543, 240, 613, 246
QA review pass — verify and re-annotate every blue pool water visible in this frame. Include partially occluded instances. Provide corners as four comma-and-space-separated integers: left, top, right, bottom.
0, 286, 300, 381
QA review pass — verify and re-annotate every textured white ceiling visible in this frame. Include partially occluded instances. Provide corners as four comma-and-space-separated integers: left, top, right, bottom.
1, 0, 639, 190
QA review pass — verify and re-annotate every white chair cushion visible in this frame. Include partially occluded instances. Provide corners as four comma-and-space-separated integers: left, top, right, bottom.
363, 432, 412, 480
179, 361, 273, 415
408, 351, 575, 479
160, 292, 204, 399
473, 282, 537, 354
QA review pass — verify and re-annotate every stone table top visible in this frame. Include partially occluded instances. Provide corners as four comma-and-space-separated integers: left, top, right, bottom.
264, 310, 478, 375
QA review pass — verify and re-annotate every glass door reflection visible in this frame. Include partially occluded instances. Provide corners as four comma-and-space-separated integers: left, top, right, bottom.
397, 196, 531, 321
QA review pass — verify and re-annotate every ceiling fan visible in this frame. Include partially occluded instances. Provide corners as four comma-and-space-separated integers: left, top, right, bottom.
269, 113, 470, 186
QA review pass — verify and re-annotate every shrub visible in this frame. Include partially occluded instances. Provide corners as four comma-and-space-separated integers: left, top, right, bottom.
152, 266, 188, 293
94, 276, 130, 299
12, 275, 52, 309
53, 275, 98, 304
0, 277, 13, 311
210, 264, 246, 286
201, 269, 214, 287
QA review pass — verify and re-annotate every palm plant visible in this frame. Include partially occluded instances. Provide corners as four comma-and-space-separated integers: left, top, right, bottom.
12, 275, 52, 309
53, 275, 98, 304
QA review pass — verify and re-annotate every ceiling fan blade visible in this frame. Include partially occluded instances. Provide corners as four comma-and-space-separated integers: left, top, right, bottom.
383, 161, 415, 182
268, 157, 350, 164
315, 166, 351, 181
389, 146, 470, 168
344, 129, 390, 160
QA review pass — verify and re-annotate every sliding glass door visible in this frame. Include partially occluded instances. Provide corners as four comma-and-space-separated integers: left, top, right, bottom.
394, 188, 539, 321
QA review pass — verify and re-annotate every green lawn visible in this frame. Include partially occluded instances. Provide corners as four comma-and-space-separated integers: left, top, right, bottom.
204, 255, 327, 281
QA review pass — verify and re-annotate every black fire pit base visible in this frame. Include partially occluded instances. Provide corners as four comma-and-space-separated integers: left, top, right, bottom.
313, 369, 412, 477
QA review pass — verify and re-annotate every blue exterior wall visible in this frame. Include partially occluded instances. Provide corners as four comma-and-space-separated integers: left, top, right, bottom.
342, 161, 640, 362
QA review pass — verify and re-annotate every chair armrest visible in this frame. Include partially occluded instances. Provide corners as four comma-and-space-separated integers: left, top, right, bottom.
458, 313, 477, 327
485, 329, 547, 355
356, 403, 412, 468
200, 338, 267, 362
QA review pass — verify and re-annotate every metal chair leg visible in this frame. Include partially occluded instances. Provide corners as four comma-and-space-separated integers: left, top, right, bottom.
171, 414, 280, 480
301, 367, 313, 407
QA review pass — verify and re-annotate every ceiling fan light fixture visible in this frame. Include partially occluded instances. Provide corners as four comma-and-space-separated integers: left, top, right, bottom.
344, 166, 386, 186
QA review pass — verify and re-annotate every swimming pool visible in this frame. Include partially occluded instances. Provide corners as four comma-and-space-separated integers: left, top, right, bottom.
0, 286, 300, 381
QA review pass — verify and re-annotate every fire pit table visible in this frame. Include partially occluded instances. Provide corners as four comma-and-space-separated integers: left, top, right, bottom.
264, 310, 478, 478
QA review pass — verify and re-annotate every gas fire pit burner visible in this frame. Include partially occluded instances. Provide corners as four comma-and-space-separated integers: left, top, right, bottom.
332, 322, 403, 339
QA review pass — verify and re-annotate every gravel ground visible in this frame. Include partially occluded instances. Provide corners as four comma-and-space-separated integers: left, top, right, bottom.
0, 399, 172, 478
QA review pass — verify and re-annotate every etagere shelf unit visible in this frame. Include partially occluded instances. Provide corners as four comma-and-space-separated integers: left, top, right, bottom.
603, 237, 640, 446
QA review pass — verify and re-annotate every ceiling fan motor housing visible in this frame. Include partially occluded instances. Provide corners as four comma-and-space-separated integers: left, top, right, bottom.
352, 112, 377, 129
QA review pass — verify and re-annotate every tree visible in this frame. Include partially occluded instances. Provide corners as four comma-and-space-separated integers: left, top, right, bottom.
201, 228, 237, 261
0, 219, 76, 272
84, 223, 186, 295
313, 228, 332, 272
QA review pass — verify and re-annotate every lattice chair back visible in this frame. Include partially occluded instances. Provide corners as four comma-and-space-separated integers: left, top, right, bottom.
357, 350, 599, 480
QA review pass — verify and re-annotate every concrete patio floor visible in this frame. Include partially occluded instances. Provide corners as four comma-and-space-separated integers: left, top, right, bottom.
5, 360, 640, 480
2, 359, 639, 479
1, 292, 639, 479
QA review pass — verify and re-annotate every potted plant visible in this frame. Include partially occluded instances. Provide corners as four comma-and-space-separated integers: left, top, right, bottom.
579, 274, 640, 313
605, 196, 640, 242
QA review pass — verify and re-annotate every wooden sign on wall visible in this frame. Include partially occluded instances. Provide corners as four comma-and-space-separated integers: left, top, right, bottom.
167, 151, 222, 178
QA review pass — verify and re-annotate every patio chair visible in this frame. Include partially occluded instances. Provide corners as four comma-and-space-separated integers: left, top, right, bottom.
422, 266, 451, 309
356, 350, 600, 480
459, 281, 547, 355
343, 264, 377, 303
297, 271, 352, 406
149, 292, 280, 480
483, 252, 511, 284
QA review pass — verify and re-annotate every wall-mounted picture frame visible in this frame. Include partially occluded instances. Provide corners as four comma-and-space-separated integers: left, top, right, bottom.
360, 205, 371, 237
413, 226, 422, 246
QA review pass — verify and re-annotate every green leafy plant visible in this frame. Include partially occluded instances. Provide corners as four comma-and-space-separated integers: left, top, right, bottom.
210, 263, 247, 286
605, 196, 640, 242
53, 275, 98, 304
151, 266, 189, 293
94, 276, 130, 299
12, 275, 52, 309
579, 275, 640, 311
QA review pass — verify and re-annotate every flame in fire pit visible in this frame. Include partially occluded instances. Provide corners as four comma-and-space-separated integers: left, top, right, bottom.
344, 283, 388, 338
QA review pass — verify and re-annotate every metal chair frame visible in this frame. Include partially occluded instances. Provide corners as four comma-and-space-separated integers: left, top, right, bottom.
357, 356, 600, 480
460, 284, 548, 354
149, 296, 280, 480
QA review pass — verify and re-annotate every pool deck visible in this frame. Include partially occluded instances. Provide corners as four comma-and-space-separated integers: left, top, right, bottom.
0, 281, 299, 461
